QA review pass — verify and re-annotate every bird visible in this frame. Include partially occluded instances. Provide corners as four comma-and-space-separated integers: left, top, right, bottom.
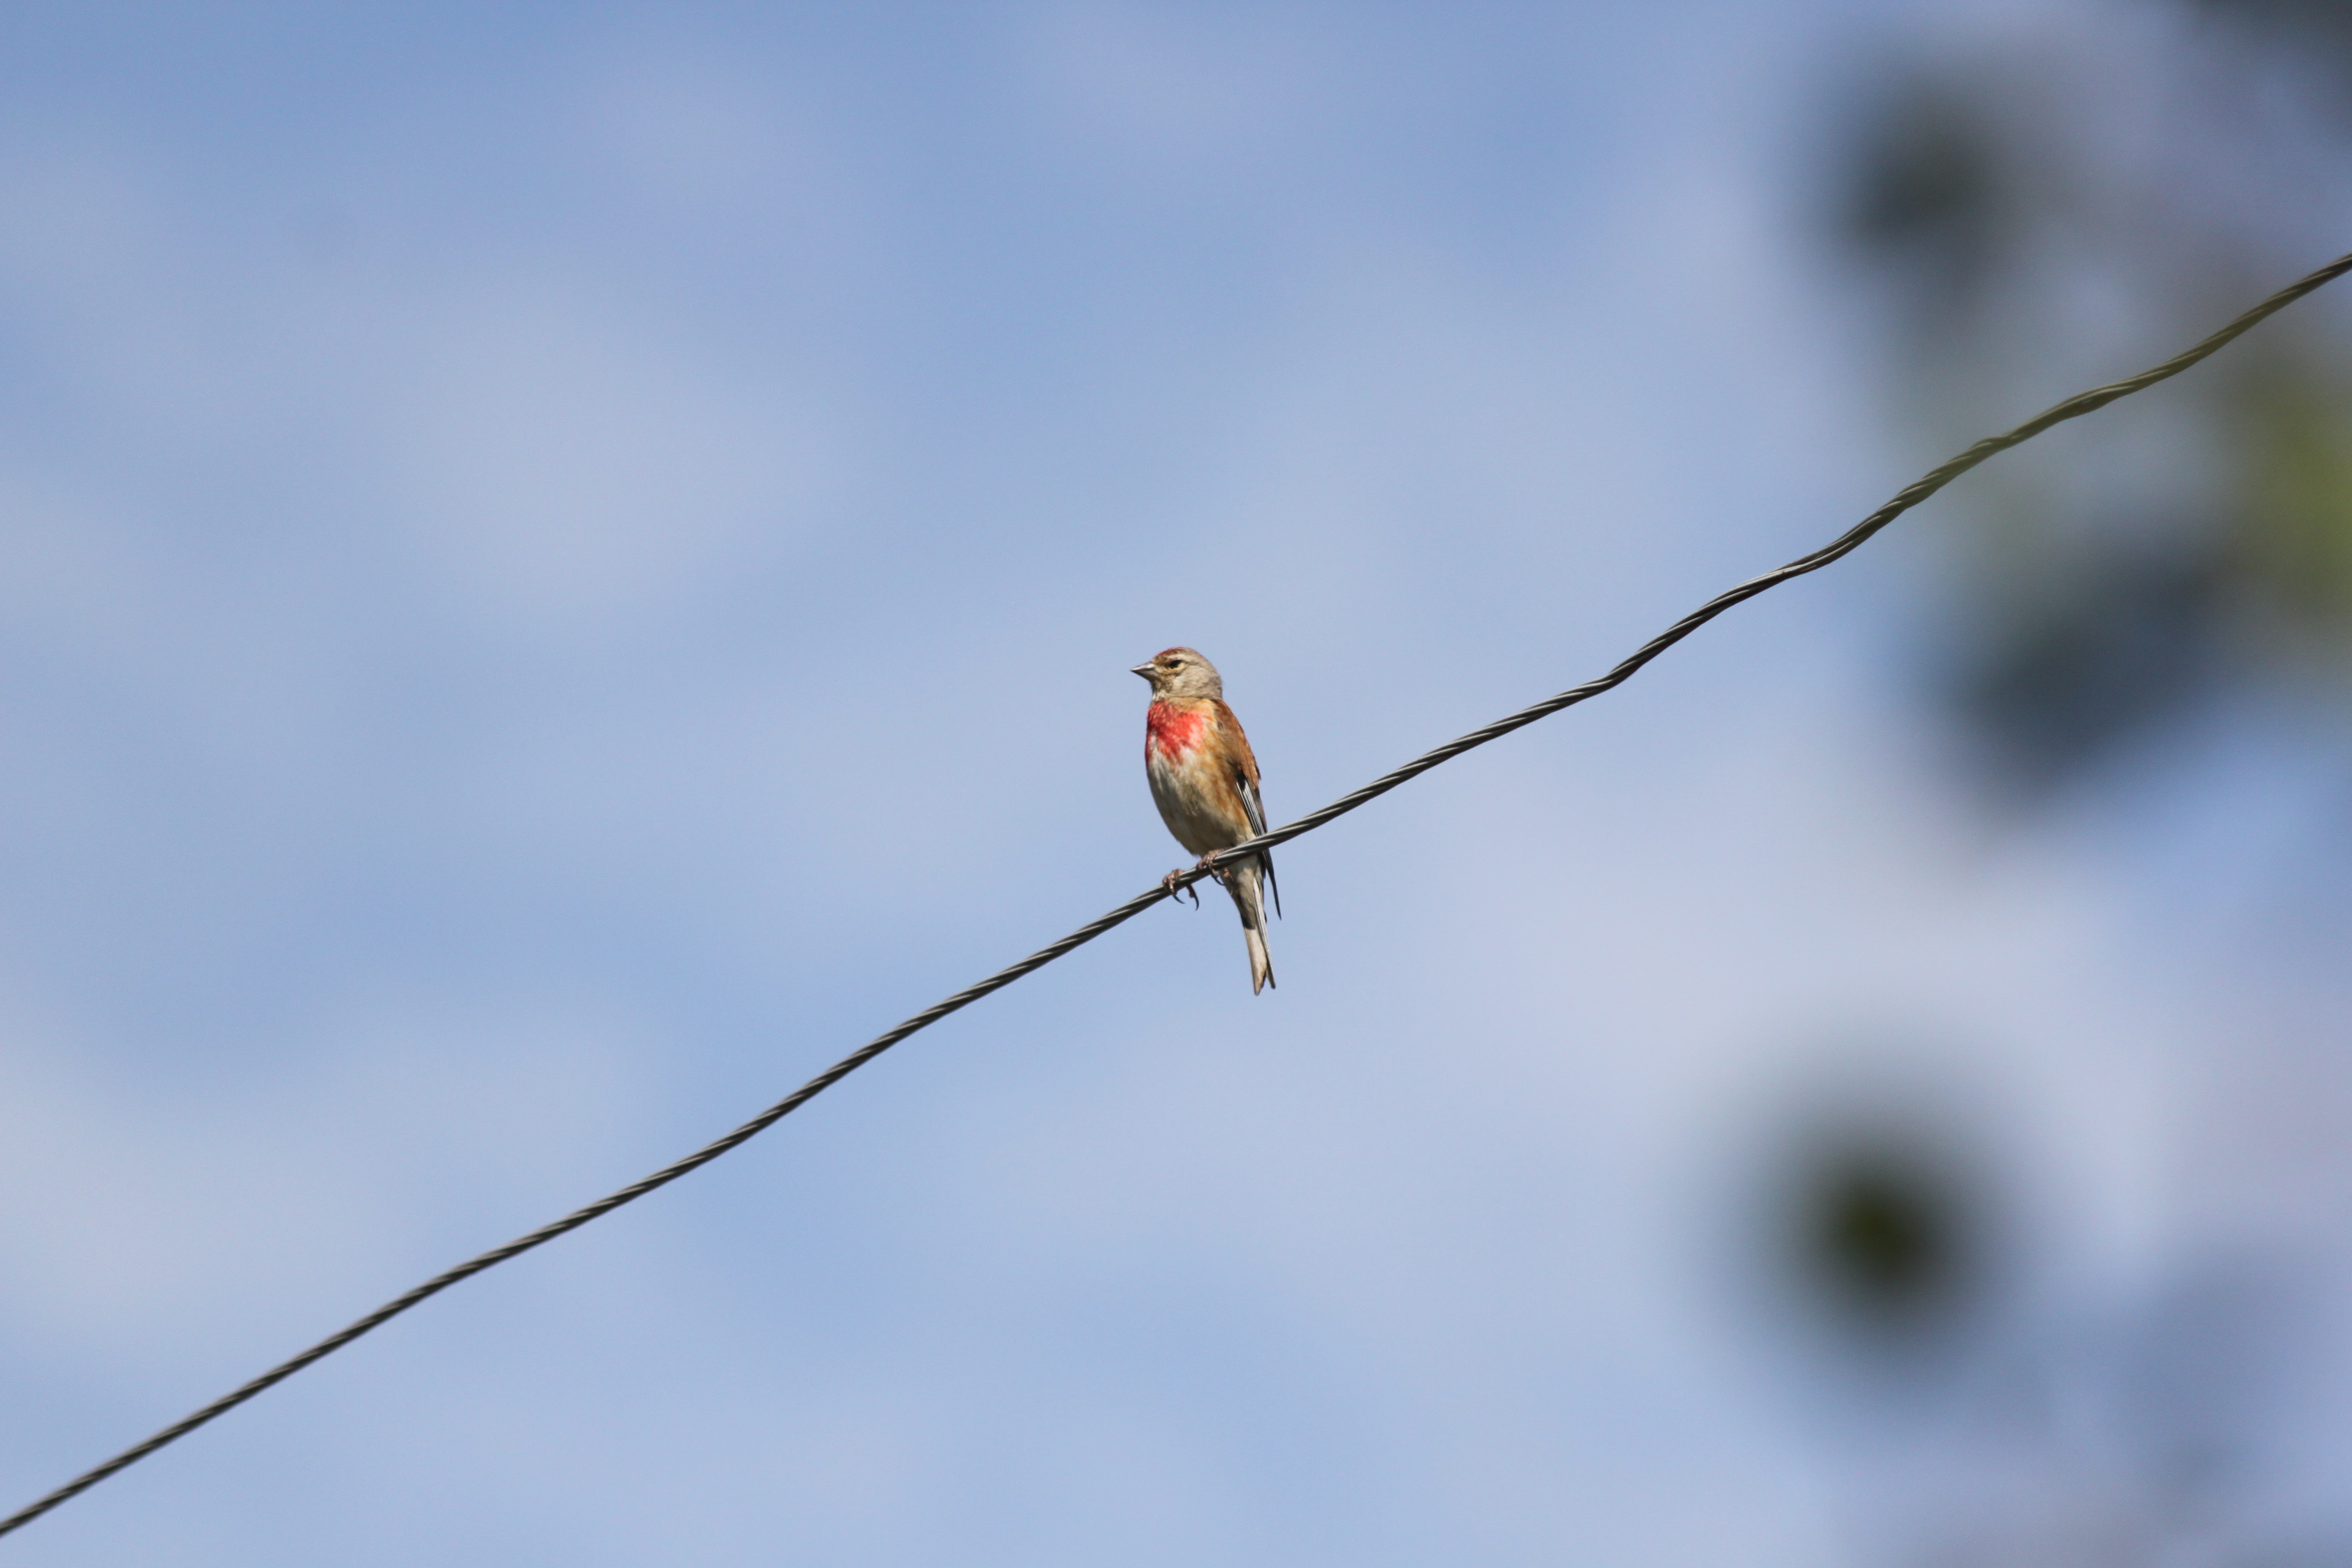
1131, 646, 1281, 993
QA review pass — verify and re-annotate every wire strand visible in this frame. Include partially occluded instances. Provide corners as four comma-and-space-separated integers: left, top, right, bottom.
5, 247, 2348, 1544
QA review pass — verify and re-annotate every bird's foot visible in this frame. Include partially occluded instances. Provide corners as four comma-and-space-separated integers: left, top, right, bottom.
1162, 868, 1200, 908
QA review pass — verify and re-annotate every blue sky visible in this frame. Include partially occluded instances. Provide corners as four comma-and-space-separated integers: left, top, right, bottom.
3, 3, 2349, 1564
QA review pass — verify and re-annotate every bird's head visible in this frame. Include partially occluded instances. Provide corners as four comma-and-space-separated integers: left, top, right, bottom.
1130, 646, 1224, 701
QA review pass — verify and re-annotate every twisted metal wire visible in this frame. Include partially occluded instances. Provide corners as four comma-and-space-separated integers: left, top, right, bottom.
5, 247, 2347, 1544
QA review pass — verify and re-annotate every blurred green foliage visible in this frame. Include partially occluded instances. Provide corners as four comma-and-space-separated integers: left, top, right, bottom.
2230, 352, 2352, 636
1834, 2, 2352, 785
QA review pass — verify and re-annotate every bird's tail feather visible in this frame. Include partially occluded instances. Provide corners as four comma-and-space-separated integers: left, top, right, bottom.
1228, 860, 1275, 995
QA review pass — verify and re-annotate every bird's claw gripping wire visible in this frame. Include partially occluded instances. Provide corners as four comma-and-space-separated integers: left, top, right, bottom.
1161, 854, 1230, 906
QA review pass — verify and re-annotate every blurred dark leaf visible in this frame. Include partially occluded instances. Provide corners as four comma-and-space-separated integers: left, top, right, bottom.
1839, 74, 2014, 327
1948, 543, 2226, 787
2197, 0, 2352, 81
1787, 1133, 1986, 1339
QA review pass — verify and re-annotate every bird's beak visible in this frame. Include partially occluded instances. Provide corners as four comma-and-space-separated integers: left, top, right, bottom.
1130, 662, 1155, 680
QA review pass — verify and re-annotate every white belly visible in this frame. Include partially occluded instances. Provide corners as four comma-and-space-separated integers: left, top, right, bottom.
1147, 743, 1241, 857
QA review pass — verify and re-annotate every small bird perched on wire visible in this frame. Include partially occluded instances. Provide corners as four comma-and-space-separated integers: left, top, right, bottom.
1132, 646, 1281, 993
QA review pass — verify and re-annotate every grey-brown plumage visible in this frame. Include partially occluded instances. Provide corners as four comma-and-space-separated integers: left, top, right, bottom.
1131, 646, 1279, 993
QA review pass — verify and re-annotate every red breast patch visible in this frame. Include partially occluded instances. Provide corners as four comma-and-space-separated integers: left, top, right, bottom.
1146, 702, 1206, 759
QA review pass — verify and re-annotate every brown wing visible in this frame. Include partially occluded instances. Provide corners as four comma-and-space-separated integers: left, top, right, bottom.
1213, 701, 1260, 786
1212, 700, 1279, 918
